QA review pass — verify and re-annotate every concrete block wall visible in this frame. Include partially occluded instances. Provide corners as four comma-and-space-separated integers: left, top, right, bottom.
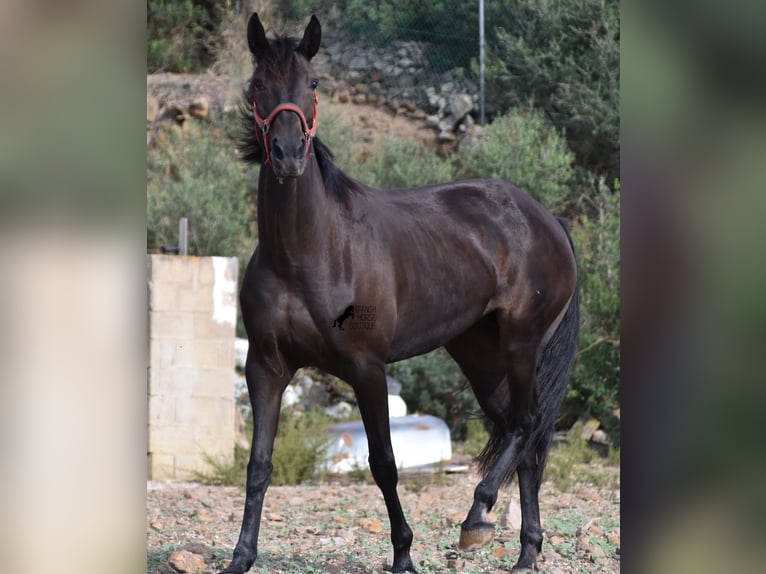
147, 255, 238, 480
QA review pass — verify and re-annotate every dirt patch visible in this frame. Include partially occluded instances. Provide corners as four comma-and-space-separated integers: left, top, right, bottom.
147, 466, 619, 573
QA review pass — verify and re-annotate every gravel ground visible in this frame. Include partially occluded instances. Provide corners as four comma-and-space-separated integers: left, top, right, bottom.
147, 464, 619, 574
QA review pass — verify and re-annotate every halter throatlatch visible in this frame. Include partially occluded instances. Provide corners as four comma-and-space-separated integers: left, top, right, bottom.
253, 92, 319, 168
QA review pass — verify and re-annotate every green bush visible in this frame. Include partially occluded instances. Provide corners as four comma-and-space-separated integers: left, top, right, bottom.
568, 180, 620, 440
147, 120, 254, 264
148, 0, 221, 72
456, 109, 575, 211
481, 0, 620, 186
193, 408, 331, 487
354, 135, 455, 189
271, 410, 331, 485
388, 348, 481, 441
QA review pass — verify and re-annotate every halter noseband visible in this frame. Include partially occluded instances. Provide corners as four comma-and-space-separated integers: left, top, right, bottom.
253, 91, 319, 168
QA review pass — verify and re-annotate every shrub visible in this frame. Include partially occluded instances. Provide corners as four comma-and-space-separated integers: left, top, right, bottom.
481, 0, 620, 185
353, 135, 455, 190
388, 348, 481, 441
271, 410, 331, 485
568, 180, 620, 440
193, 408, 331, 487
147, 120, 255, 264
148, 0, 219, 73
456, 109, 575, 211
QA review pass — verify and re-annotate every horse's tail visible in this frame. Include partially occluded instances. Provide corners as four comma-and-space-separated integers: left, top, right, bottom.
476, 218, 580, 486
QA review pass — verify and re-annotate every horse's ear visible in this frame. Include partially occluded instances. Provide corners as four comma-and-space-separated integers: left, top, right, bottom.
247, 13, 271, 58
296, 14, 321, 61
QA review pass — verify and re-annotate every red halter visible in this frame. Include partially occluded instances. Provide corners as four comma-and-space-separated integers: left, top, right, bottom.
253, 91, 319, 168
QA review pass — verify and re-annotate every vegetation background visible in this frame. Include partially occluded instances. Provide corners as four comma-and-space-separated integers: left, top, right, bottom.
147, 0, 620, 446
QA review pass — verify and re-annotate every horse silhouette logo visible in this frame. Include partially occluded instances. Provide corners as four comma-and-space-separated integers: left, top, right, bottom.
331, 305, 354, 330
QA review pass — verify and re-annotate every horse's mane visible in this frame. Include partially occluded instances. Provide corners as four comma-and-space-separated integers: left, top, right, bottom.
236, 35, 363, 204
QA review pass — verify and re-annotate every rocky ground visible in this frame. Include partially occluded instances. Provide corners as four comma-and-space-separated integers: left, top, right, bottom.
147, 463, 619, 574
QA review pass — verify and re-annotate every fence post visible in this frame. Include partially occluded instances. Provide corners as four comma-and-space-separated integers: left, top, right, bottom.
479, 0, 486, 125
178, 217, 188, 256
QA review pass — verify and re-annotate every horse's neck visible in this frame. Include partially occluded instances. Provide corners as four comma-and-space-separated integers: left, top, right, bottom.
256, 161, 337, 271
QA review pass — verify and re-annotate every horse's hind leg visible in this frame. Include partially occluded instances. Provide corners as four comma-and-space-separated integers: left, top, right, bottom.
447, 316, 544, 558
514, 430, 552, 572
444, 317, 509, 551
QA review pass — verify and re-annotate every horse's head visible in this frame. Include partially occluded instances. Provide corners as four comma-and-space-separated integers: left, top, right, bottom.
247, 13, 321, 180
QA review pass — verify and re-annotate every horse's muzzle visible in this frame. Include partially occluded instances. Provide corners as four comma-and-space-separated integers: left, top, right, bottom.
270, 135, 308, 178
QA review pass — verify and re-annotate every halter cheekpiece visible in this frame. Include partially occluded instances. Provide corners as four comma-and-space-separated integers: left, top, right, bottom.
253, 91, 319, 168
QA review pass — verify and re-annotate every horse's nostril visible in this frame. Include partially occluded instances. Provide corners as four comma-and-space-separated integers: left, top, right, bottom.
295, 140, 306, 156
271, 138, 284, 160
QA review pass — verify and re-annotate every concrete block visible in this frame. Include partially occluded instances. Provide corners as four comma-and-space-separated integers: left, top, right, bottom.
191, 340, 236, 370
148, 339, 194, 369
147, 453, 175, 481
148, 394, 176, 426
148, 255, 196, 285
149, 424, 197, 455
148, 310, 194, 340
148, 365, 194, 396
173, 454, 210, 480
193, 311, 237, 340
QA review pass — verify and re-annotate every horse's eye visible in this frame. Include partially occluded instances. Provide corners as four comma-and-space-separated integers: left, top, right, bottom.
253, 79, 265, 91
310, 79, 319, 90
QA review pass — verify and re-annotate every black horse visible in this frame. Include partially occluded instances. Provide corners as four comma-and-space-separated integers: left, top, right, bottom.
222, 13, 579, 574
331, 305, 355, 330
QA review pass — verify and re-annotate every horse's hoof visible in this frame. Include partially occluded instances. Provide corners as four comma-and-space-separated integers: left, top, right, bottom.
218, 553, 254, 574
458, 525, 495, 551
510, 556, 539, 572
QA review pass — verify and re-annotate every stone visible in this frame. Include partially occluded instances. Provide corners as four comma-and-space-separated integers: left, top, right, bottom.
357, 518, 384, 533
438, 116, 456, 132
194, 508, 215, 522
349, 55, 368, 70
167, 550, 206, 574
147, 95, 159, 124
183, 542, 215, 561
581, 418, 600, 440
150, 521, 163, 530
353, 93, 368, 104
438, 130, 456, 142
325, 401, 353, 419
446, 93, 474, 122
500, 498, 522, 530
592, 429, 611, 445
334, 89, 351, 104
188, 97, 209, 119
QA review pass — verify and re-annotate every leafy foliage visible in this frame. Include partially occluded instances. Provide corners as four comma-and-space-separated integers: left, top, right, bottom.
147, 120, 255, 264
147, 0, 221, 73
388, 348, 481, 441
455, 109, 575, 211
568, 180, 620, 439
354, 136, 456, 189
193, 408, 331, 487
482, 0, 620, 185
271, 410, 331, 485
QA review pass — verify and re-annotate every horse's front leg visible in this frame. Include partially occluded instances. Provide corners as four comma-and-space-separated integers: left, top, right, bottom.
220, 355, 292, 574
351, 360, 416, 573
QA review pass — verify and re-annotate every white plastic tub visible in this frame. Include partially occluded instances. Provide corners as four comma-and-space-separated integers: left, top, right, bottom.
325, 414, 452, 473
